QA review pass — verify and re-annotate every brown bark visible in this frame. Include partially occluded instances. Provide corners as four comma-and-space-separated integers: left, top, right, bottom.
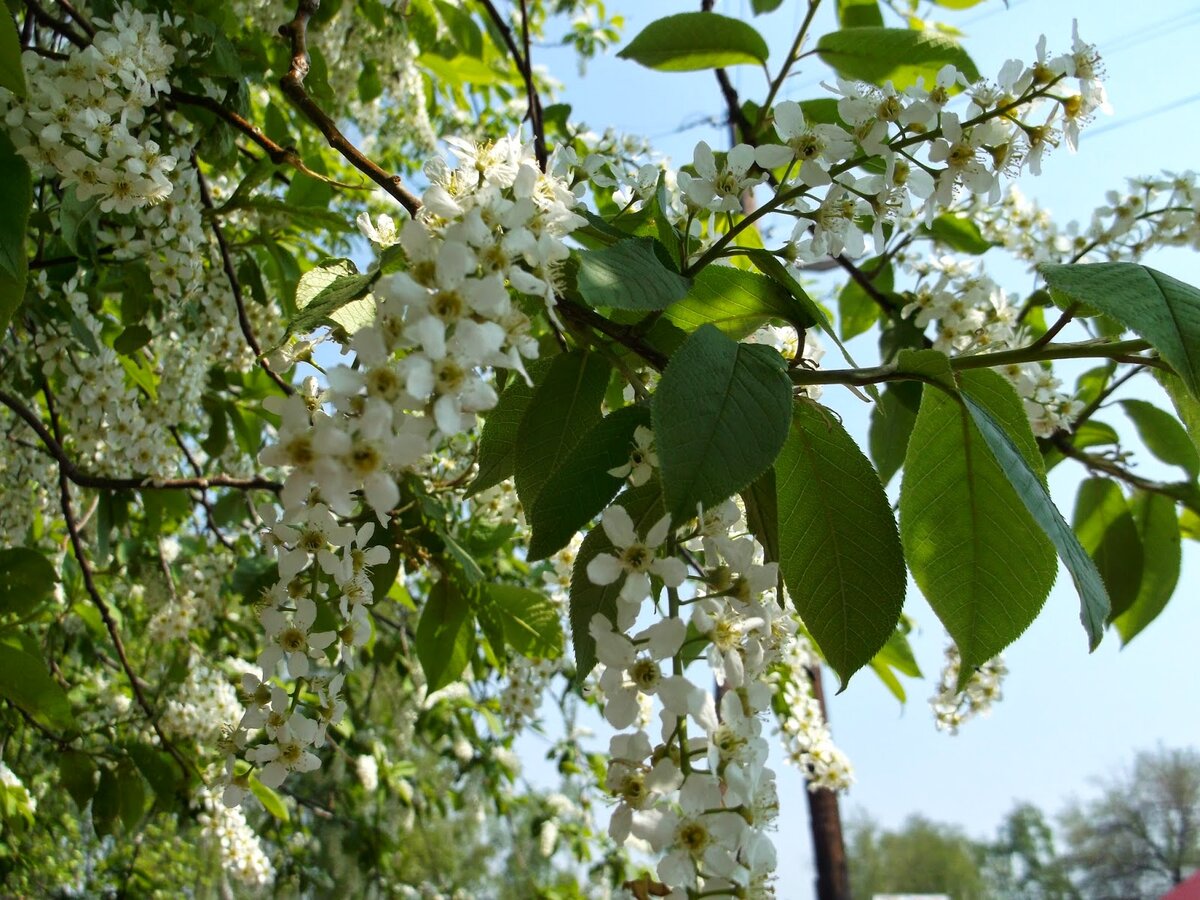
806, 663, 851, 900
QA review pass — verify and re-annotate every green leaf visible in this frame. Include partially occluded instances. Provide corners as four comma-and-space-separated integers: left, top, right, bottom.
0, 132, 30, 330
1156, 370, 1200, 458
288, 258, 374, 339
666, 265, 807, 340
868, 381, 922, 485
868, 624, 923, 704
528, 405, 651, 561
617, 13, 769, 72
900, 370, 1057, 674
1112, 491, 1181, 645
838, 257, 892, 341
960, 387, 1111, 650
573, 238, 691, 311
895, 347, 956, 392
741, 468, 780, 564
114, 325, 153, 356
1072, 478, 1143, 621
59, 751, 97, 811
123, 742, 179, 808
92, 766, 120, 837
652, 325, 793, 522
416, 578, 474, 693
837, 0, 884, 28
816, 27, 980, 90
467, 359, 553, 497
1040, 263, 1200, 396
0, 643, 76, 732
250, 775, 290, 821
116, 761, 146, 832
923, 213, 995, 254
0, 8, 25, 98
487, 584, 563, 660
514, 351, 611, 512
1120, 399, 1200, 477
0, 547, 57, 618
750, 0, 784, 12
777, 401, 906, 684
569, 481, 666, 681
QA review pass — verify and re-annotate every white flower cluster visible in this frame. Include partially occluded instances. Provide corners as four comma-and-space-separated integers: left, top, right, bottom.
930, 643, 1007, 735
768, 635, 854, 793
3, 4, 178, 213
161, 660, 243, 745
587, 493, 799, 896
671, 24, 1107, 266
899, 256, 1083, 437
0, 761, 36, 819
197, 787, 276, 887
229, 135, 585, 801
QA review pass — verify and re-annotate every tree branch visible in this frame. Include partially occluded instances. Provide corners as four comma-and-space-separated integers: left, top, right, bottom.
0, 389, 282, 492
191, 158, 296, 397
478, 0, 547, 169
278, 0, 422, 216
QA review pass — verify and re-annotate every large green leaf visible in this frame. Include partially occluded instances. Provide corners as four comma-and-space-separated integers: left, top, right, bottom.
0, 132, 30, 330
961, 390, 1111, 649
1112, 491, 1181, 645
617, 13, 769, 72
569, 481, 666, 682
666, 265, 807, 340
416, 578, 474, 693
1120, 399, 1200, 477
467, 359, 553, 497
0, 548, 57, 619
487, 584, 563, 660
1071, 478, 1143, 621
816, 27, 980, 90
573, 238, 691, 311
0, 9, 25, 99
1040, 263, 1200, 396
514, 351, 611, 512
750, 0, 784, 12
528, 405, 651, 561
777, 401, 906, 685
868, 381, 922, 486
287, 258, 374, 339
837, 0, 884, 27
0, 644, 76, 733
900, 370, 1057, 674
838, 257, 892, 341
652, 325, 793, 522
1157, 371, 1200, 458
741, 468, 780, 564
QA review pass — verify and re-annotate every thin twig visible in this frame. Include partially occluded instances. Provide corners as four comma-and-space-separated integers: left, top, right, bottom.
169, 427, 238, 553
52, 0, 93, 37
478, 0, 546, 169
278, 0, 422, 215
1051, 434, 1199, 512
833, 254, 897, 313
557, 299, 668, 371
45, 389, 193, 780
0, 389, 282, 492
24, 0, 86, 47
191, 158, 296, 396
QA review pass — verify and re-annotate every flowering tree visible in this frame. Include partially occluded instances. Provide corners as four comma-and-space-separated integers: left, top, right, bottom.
0, 0, 1197, 896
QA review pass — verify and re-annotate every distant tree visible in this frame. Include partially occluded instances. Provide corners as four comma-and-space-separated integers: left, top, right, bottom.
847, 812, 988, 900
1060, 747, 1200, 899
984, 802, 1080, 900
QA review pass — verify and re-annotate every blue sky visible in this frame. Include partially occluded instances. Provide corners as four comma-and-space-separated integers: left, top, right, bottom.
530, 0, 1200, 893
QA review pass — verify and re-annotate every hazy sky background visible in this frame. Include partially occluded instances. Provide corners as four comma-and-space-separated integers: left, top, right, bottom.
520, 1, 1200, 895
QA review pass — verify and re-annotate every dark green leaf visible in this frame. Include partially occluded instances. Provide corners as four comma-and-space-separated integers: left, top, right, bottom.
960, 386, 1110, 650
0, 131, 30, 329
652, 325, 793, 522
59, 751, 97, 810
750, 0, 784, 12
868, 624, 922, 704
116, 761, 146, 832
467, 358, 553, 497
901, 370, 1057, 674
92, 766, 119, 837
514, 351, 611, 512
1157, 370, 1200, 458
837, 0, 884, 28
617, 13, 769, 72
573, 238, 691, 311
0, 8, 25, 98
741, 468, 780, 564
1112, 491, 1180, 645
416, 578, 473, 693
868, 381, 922, 485
838, 257, 892, 340
1120, 399, 1200, 477
816, 27, 980, 90
114, 325, 153, 356
528, 405, 651, 561
488, 584, 563, 659
1072, 478, 1143, 621
569, 481, 666, 682
923, 213, 995, 254
777, 401, 906, 685
0, 548, 57, 618
1040, 263, 1200, 396
0, 643, 76, 732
